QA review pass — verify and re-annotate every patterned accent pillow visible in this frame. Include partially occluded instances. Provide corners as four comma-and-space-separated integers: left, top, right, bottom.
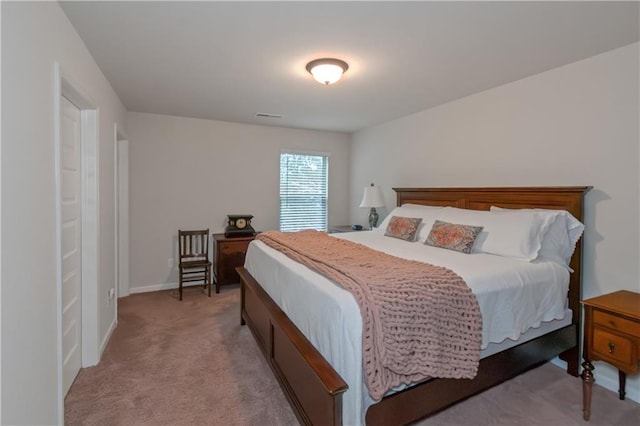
384, 216, 423, 241
425, 220, 483, 253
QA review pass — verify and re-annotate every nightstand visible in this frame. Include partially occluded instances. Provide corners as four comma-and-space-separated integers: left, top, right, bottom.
581, 290, 640, 421
329, 225, 366, 233
212, 233, 257, 293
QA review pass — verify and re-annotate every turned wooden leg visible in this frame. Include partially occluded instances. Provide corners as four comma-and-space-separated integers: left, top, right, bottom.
581, 361, 595, 421
618, 370, 626, 400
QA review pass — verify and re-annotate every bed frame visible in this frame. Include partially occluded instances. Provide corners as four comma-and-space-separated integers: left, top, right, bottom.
238, 186, 591, 425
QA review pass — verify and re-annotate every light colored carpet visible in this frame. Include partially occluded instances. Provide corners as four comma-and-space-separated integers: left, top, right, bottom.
65, 286, 640, 425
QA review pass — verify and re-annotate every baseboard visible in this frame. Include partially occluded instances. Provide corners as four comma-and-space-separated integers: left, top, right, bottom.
590, 361, 640, 403
129, 282, 179, 294
550, 357, 640, 403
129, 282, 211, 294
100, 315, 117, 357
550, 356, 567, 371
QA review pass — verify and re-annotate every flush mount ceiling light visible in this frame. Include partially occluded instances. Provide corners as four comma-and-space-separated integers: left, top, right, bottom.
305, 58, 349, 85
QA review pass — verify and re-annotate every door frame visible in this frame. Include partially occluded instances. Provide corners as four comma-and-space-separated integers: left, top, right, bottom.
53, 62, 100, 423
114, 125, 130, 302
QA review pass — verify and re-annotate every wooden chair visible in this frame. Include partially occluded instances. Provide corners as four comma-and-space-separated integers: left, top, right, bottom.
178, 229, 212, 301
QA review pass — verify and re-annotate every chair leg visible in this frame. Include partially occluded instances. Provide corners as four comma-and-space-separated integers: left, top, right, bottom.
207, 265, 212, 297
178, 268, 183, 301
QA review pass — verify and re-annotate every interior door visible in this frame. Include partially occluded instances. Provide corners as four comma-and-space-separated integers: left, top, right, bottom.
60, 96, 82, 396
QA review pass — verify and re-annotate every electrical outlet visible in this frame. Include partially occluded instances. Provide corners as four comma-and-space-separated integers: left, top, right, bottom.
168, 258, 174, 268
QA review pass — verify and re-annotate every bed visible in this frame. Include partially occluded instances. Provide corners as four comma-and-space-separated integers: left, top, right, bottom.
237, 186, 591, 425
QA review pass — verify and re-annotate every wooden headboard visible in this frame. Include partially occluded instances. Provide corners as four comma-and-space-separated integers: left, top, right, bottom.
394, 186, 591, 372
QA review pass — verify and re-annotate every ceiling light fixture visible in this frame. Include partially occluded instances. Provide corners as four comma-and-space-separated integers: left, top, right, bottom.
305, 58, 349, 85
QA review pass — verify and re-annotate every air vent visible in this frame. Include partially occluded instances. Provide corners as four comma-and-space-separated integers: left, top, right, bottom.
255, 113, 282, 119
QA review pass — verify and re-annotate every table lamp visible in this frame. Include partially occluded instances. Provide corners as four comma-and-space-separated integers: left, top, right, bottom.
359, 183, 385, 230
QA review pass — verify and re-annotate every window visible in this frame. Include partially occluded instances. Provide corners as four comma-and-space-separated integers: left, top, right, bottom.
279, 152, 328, 232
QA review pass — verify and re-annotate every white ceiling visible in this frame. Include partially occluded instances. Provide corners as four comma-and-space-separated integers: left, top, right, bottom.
60, 1, 639, 133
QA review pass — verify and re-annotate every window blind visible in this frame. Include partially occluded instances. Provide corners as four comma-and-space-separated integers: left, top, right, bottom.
279, 152, 328, 232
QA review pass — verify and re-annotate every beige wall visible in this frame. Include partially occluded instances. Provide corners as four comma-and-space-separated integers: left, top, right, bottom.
1, 2, 127, 424
350, 43, 640, 400
126, 112, 350, 291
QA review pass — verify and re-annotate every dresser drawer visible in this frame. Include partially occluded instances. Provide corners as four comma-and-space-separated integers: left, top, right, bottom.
593, 310, 640, 337
592, 327, 638, 372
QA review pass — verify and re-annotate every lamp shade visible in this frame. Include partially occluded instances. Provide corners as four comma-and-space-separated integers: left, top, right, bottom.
359, 185, 385, 208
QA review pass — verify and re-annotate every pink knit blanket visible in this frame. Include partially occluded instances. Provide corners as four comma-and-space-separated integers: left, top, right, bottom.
256, 230, 482, 401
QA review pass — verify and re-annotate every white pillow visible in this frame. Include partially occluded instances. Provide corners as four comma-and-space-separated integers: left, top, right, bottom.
438, 207, 556, 261
490, 206, 584, 266
376, 204, 444, 241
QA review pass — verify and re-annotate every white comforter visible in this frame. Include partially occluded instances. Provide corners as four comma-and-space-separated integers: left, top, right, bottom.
244, 231, 570, 426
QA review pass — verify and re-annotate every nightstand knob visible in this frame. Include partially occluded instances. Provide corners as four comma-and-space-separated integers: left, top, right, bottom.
608, 342, 615, 353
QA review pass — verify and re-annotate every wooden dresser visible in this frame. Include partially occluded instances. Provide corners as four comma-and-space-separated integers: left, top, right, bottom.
581, 290, 640, 421
212, 233, 257, 293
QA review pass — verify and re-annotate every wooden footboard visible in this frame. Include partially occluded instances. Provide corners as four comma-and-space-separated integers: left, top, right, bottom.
238, 267, 348, 426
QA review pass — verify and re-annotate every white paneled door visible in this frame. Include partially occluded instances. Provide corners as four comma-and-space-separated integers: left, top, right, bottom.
60, 96, 82, 396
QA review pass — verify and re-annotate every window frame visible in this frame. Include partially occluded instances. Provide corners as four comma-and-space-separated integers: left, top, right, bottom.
279, 149, 330, 232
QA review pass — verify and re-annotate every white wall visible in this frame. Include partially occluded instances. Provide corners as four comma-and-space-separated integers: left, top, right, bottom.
350, 43, 640, 401
1, 2, 127, 424
126, 112, 350, 291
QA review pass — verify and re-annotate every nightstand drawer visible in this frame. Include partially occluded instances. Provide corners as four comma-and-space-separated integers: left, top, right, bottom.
220, 241, 249, 255
593, 310, 640, 337
592, 327, 637, 371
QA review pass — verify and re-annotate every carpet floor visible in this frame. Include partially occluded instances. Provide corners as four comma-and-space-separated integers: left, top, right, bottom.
65, 286, 640, 426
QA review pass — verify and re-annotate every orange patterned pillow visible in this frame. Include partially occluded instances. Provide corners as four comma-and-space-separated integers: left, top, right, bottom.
425, 220, 483, 253
384, 216, 423, 241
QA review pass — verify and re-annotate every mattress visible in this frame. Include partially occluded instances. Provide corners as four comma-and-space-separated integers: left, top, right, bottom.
244, 231, 572, 425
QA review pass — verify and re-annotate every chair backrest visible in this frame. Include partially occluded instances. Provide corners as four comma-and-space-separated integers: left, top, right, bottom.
178, 229, 209, 262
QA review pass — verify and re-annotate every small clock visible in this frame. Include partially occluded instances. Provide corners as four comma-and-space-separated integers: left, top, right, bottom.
224, 214, 255, 238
